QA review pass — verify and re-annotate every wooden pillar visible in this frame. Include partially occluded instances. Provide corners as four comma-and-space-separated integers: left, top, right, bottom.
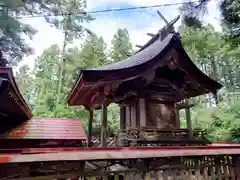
101, 104, 108, 147
185, 107, 193, 138
125, 106, 130, 129
139, 98, 146, 127
88, 110, 93, 147
213, 91, 219, 104
120, 105, 125, 130
175, 107, 180, 128
130, 104, 136, 128
135, 100, 140, 128
234, 155, 240, 177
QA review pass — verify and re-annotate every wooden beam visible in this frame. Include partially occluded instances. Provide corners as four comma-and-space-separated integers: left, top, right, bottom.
153, 78, 181, 93
101, 104, 108, 147
157, 10, 169, 25
185, 107, 193, 139
136, 45, 143, 48
213, 91, 219, 105
147, 93, 181, 102
120, 105, 125, 130
88, 110, 93, 147
175, 107, 180, 128
135, 99, 140, 128
139, 98, 146, 127
146, 33, 156, 37
176, 103, 194, 110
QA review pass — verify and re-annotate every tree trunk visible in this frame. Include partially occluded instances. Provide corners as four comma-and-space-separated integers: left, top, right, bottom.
55, 26, 68, 114
210, 56, 219, 104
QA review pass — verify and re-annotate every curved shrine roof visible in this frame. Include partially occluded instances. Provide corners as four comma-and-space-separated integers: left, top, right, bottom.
0, 67, 32, 133
0, 67, 32, 119
68, 33, 222, 109
86, 34, 174, 72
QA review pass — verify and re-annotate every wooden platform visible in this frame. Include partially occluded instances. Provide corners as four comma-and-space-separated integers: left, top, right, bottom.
0, 144, 239, 179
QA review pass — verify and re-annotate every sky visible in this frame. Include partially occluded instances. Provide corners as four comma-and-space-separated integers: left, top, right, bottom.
19, 0, 221, 69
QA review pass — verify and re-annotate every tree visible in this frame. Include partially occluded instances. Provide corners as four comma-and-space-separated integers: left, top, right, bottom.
77, 34, 108, 68
15, 64, 34, 108
33, 44, 60, 115
178, 23, 240, 141
180, 0, 210, 28
0, 0, 37, 65
220, 0, 240, 46
191, 100, 240, 141
29, 33, 111, 132
179, 24, 240, 93
0, 0, 68, 65
110, 28, 133, 62
52, 0, 94, 110
180, 0, 240, 38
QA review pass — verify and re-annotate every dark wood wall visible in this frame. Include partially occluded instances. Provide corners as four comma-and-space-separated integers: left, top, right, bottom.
119, 97, 180, 130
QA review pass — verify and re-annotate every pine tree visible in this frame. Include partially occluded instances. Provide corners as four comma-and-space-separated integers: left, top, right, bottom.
180, 0, 240, 38
110, 28, 133, 62
53, 0, 94, 111
0, 0, 78, 65
78, 34, 108, 68
33, 44, 60, 115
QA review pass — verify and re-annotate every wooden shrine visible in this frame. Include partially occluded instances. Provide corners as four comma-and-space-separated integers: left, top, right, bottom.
68, 14, 222, 147
0, 12, 240, 180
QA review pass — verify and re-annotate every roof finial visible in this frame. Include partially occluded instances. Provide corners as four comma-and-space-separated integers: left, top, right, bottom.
156, 10, 181, 40
136, 12, 182, 52
157, 10, 169, 25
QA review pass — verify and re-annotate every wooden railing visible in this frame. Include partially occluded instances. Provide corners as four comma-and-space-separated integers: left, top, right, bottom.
92, 137, 117, 147
117, 128, 210, 146
45, 155, 240, 179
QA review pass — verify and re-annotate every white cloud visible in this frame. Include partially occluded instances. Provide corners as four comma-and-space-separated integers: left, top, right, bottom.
87, 0, 177, 9
19, 17, 64, 68
19, 0, 221, 69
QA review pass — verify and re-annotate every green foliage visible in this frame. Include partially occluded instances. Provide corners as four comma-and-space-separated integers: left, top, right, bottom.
110, 28, 133, 62
15, 27, 132, 134
0, 0, 36, 65
179, 0, 210, 28
77, 34, 108, 67
52, 0, 94, 112
179, 24, 240, 142
191, 100, 240, 141
15, 64, 35, 109
220, 0, 240, 37
180, 0, 240, 48
0, 0, 85, 65
179, 24, 240, 91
